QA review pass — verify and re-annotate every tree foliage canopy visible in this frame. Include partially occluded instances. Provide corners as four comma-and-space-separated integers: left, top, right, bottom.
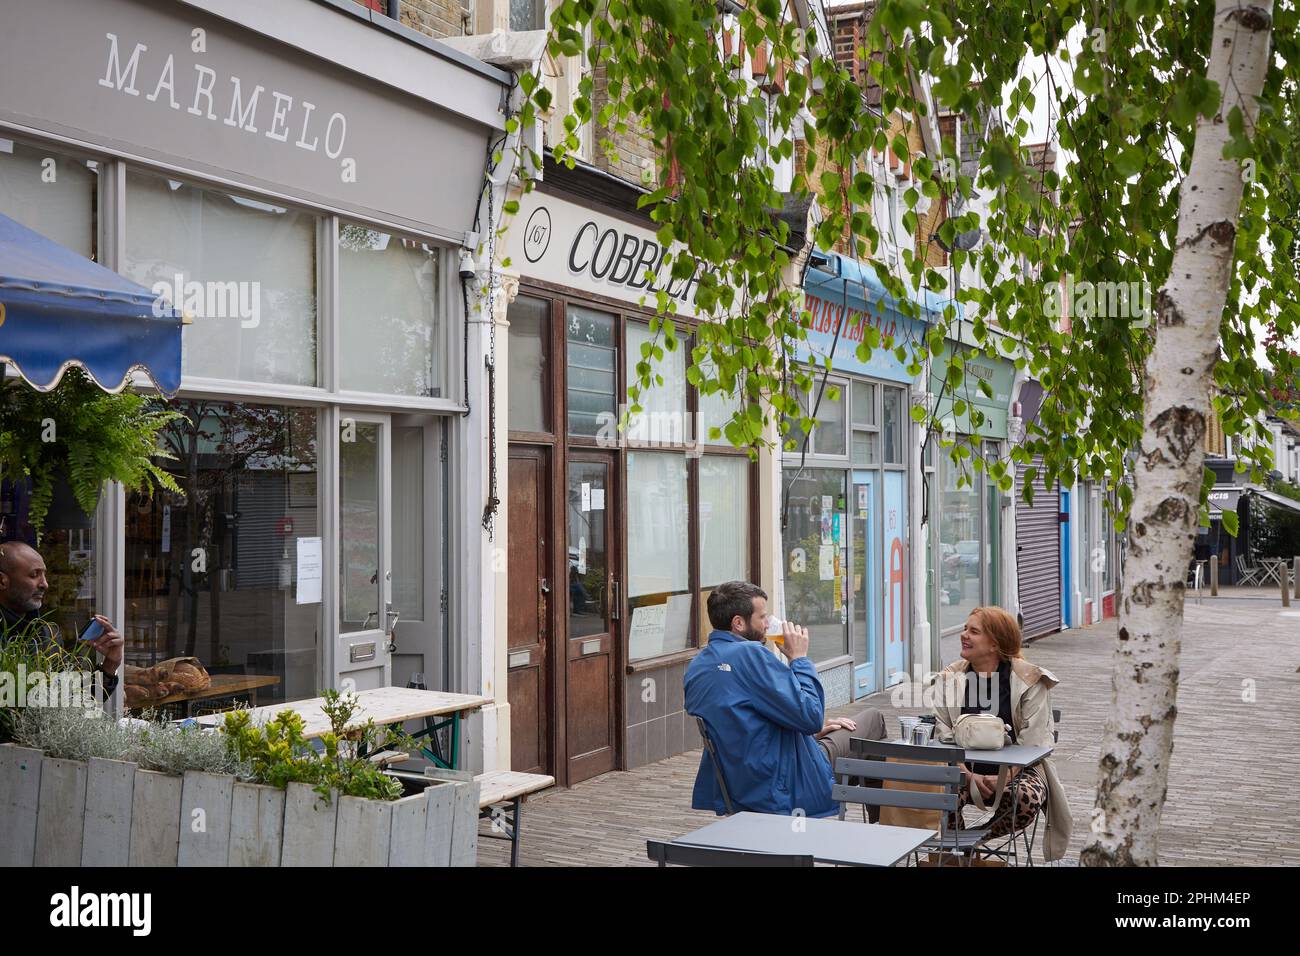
510, 0, 1298, 522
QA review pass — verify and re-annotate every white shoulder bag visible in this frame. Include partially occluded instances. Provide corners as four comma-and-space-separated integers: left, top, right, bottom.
953, 712, 1011, 811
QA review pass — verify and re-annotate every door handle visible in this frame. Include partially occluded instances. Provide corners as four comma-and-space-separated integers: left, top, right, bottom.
610, 578, 620, 620
540, 578, 551, 594
384, 602, 400, 653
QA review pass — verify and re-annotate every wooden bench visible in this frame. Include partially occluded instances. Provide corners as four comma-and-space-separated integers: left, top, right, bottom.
476, 770, 555, 868
421, 768, 554, 867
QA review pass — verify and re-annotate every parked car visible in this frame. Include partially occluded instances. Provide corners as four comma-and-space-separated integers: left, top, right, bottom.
943, 539, 981, 575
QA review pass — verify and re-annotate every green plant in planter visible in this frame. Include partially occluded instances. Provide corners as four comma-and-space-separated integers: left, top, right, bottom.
222, 689, 415, 802
0, 368, 183, 536
1, 615, 97, 741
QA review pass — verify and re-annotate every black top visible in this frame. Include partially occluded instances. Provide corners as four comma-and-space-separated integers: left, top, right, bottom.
960, 659, 1015, 775
0, 605, 118, 698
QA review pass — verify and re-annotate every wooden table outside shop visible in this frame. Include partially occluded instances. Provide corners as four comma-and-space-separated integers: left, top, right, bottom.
139, 673, 282, 717
195, 686, 492, 770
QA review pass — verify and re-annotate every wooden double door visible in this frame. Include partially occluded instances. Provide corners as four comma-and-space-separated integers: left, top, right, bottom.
507, 446, 619, 785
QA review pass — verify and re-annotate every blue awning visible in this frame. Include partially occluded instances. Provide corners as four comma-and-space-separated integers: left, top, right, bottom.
0, 212, 182, 397
806, 250, 961, 321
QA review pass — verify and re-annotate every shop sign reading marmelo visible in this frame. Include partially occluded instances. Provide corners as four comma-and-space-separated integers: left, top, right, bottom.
0, 0, 499, 237
507, 188, 701, 315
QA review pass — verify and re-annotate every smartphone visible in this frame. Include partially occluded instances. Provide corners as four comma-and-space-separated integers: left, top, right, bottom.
78, 618, 106, 643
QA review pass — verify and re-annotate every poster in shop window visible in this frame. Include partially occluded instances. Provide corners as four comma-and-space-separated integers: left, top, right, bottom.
628, 603, 666, 660
883, 472, 907, 682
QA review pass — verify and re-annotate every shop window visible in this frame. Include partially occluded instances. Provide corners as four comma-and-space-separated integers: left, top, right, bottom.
627, 451, 690, 660
699, 382, 741, 443
340, 421, 381, 634
391, 426, 424, 623
0, 480, 97, 646
786, 377, 847, 457
507, 295, 550, 433
626, 322, 689, 444
883, 386, 905, 464
338, 222, 441, 397
851, 379, 880, 466
566, 305, 617, 438
983, 440, 1001, 605
852, 380, 877, 427
938, 450, 982, 633
123, 172, 318, 387
852, 432, 881, 465
695, 349, 742, 443
0, 138, 97, 259
700, 456, 748, 584
781, 468, 849, 662
124, 402, 320, 710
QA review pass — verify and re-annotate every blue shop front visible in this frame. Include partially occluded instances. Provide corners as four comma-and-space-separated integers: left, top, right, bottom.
780, 253, 932, 705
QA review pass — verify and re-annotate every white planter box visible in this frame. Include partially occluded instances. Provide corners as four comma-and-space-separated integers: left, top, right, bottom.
0, 744, 478, 867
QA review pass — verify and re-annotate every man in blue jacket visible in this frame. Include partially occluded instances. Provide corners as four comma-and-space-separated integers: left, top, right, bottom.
685, 580, 885, 818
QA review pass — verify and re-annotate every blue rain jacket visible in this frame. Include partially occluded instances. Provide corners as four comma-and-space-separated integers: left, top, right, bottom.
685, 630, 836, 818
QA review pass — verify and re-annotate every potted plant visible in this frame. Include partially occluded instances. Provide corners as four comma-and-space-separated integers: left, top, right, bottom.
0, 687, 481, 867
0, 368, 182, 535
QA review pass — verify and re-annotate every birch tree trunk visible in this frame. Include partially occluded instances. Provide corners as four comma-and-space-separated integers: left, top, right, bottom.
1082, 0, 1275, 866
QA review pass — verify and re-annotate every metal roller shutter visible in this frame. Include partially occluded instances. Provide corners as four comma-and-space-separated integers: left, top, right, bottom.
1016, 458, 1061, 639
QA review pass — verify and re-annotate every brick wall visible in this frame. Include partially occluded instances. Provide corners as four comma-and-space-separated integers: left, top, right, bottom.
796, 133, 856, 256
590, 61, 659, 187
831, 1, 881, 106
397, 0, 470, 39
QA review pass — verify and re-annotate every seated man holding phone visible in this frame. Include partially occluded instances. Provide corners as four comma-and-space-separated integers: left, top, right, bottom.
685, 580, 885, 818
0, 541, 123, 698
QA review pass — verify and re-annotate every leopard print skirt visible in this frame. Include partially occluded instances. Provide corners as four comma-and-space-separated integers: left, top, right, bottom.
954, 765, 1047, 838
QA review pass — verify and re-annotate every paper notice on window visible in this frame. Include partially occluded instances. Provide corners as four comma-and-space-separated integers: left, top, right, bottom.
819, 545, 835, 581
578, 536, 588, 575
665, 593, 692, 648
581, 482, 591, 512
591, 487, 605, 511
296, 536, 323, 605
628, 603, 667, 660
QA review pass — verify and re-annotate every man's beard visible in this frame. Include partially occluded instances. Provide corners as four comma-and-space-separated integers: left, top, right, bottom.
742, 623, 766, 643
20, 593, 43, 612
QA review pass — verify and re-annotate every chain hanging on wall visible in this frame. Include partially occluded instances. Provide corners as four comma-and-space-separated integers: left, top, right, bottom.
481, 184, 500, 539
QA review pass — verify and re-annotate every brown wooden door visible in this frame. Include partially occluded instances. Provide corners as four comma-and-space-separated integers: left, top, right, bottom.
564, 452, 619, 783
507, 447, 550, 776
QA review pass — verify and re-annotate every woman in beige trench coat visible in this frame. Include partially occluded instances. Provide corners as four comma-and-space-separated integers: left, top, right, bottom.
930, 606, 1073, 862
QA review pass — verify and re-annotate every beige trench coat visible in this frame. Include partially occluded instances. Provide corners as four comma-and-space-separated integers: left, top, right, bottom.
930, 657, 1073, 862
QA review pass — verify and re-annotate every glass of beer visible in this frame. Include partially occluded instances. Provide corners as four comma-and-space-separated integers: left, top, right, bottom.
766, 615, 785, 646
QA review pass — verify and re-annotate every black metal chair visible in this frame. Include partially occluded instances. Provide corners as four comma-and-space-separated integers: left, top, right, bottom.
694, 715, 736, 815
837, 738, 992, 866
647, 839, 815, 867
